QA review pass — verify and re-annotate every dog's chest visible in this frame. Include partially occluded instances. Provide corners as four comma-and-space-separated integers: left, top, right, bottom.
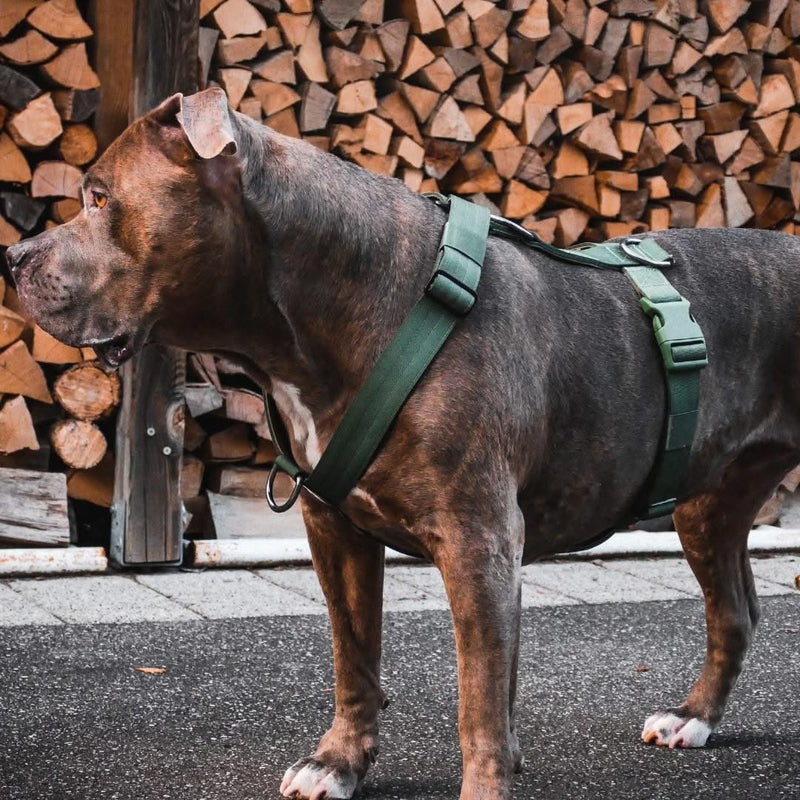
271, 380, 321, 468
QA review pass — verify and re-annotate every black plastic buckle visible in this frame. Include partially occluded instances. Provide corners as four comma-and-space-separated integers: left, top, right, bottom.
425, 269, 477, 317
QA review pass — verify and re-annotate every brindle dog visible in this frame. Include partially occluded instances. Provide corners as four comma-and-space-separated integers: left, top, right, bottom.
6, 88, 800, 800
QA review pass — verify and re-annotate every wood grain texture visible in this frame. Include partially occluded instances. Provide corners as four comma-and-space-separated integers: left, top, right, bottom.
0, 467, 71, 546
107, 0, 197, 566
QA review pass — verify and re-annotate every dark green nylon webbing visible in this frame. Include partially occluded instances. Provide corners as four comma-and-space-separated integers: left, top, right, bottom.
302, 195, 490, 505
265, 193, 707, 526
622, 265, 707, 519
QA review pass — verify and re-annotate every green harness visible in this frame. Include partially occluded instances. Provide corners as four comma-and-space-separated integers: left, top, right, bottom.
266, 194, 708, 536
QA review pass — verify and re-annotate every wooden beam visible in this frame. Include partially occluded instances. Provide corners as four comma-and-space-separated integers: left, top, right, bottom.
91, 0, 197, 566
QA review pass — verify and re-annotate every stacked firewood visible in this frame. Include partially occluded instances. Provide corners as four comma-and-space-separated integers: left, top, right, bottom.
0, 1, 116, 545
187, 0, 800, 535
199, 0, 800, 245
181, 353, 279, 537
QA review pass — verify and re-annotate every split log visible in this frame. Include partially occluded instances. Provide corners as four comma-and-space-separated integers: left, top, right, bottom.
66, 451, 115, 507
8, 93, 63, 149
0, 468, 70, 546
0, 396, 39, 454
28, 0, 93, 40
203, 422, 256, 462
180, 454, 205, 500
31, 161, 83, 198
51, 88, 99, 122
40, 43, 100, 90
213, 0, 267, 38
0, 64, 40, 110
32, 324, 83, 364
51, 418, 107, 470
0, 133, 32, 183
0, 305, 27, 348
0, 29, 58, 65
0, 340, 52, 403
206, 464, 269, 497
0, 191, 45, 231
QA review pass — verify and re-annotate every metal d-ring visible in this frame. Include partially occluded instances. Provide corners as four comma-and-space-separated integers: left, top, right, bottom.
620, 237, 673, 268
266, 461, 304, 512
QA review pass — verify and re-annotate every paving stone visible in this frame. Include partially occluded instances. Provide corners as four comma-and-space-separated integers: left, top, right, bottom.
749, 555, 800, 596
257, 568, 327, 608
388, 566, 448, 600
384, 573, 449, 612
137, 570, 321, 618
0, 583, 63, 626
520, 579, 581, 607
9, 575, 200, 624
521, 561, 689, 604
602, 558, 702, 598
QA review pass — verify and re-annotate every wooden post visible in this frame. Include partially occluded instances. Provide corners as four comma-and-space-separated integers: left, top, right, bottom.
91, 0, 197, 566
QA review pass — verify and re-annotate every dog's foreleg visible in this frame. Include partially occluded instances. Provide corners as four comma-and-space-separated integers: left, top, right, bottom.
436, 503, 525, 800
281, 503, 385, 800
642, 458, 788, 749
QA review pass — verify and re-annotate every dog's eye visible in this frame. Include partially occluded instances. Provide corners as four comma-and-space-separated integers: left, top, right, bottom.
92, 191, 108, 209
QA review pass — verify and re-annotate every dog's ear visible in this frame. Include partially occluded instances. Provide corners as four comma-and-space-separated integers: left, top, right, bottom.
177, 88, 238, 159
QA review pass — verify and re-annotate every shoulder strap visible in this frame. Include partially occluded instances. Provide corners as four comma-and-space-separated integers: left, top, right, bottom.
266, 195, 490, 509
623, 266, 708, 519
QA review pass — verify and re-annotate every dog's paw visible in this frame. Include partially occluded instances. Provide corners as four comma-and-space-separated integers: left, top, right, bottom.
280, 758, 359, 800
642, 712, 712, 749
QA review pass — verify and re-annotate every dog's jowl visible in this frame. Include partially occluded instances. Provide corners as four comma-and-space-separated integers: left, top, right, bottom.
8, 87, 800, 800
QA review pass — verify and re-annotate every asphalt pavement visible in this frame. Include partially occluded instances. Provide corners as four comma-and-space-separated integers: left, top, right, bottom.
1, 558, 799, 800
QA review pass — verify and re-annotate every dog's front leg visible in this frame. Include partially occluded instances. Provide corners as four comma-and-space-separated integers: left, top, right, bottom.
281, 503, 385, 800
436, 506, 524, 800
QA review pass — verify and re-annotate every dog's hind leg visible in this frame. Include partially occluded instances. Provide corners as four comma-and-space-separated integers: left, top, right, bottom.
281, 503, 385, 800
435, 498, 525, 800
642, 451, 797, 749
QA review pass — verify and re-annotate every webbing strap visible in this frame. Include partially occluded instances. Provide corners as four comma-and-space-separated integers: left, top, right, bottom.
623, 266, 708, 519
268, 195, 490, 507
264, 194, 707, 527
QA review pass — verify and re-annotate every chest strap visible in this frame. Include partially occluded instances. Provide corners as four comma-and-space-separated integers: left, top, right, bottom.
266, 194, 490, 510
265, 195, 707, 525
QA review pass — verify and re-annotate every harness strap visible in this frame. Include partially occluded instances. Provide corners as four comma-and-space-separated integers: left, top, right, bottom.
265, 194, 708, 529
623, 266, 707, 519
266, 195, 490, 508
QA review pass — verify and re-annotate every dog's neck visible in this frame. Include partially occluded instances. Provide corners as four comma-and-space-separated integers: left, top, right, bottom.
218, 115, 444, 420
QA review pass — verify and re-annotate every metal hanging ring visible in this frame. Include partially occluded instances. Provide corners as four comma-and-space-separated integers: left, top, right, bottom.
266, 462, 304, 512
620, 237, 673, 268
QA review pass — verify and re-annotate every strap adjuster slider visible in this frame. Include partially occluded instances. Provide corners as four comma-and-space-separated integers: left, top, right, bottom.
425, 268, 477, 316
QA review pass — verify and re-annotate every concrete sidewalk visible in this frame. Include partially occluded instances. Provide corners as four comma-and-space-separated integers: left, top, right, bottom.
1, 554, 798, 626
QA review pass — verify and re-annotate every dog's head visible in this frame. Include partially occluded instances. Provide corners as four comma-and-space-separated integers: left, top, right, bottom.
5, 88, 244, 368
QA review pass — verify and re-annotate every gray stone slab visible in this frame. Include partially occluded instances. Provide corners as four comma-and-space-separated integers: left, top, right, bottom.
9, 575, 200, 624
387, 566, 448, 600
602, 558, 702, 597
749, 555, 800, 595
520, 578, 581, 607
0, 583, 63, 626
521, 561, 689, 604
264, 565, 451, 612
137, 569, 321, 618
257, 568, 327, 608
384, 573, 449, 612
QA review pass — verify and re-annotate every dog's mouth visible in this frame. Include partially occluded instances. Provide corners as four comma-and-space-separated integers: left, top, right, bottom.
90, 333, 138, 369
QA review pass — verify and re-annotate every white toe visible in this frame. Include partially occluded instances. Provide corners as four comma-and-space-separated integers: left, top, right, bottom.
642, 712, 684, 745
642, 712, 712, 748
668, 718, 712, 749
309, 770, 359, 800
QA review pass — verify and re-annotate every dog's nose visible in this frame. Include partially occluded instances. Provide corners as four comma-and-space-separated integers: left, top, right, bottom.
5, 241, 29, 281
